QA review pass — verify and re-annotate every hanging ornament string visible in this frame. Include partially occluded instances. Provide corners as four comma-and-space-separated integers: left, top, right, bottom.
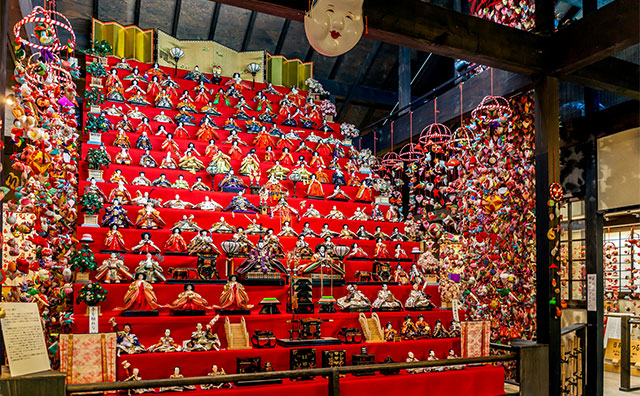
434, 98, 438, 123
391, 121, 394, 150
459, 84, 464, 125
373, 129, 377, 154
549, 148, 563, 201
409, 111, 413, 145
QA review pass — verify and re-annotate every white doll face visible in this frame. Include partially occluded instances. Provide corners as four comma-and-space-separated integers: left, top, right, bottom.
304, 0, 364, 56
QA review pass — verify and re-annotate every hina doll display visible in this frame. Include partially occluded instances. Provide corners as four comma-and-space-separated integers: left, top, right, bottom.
233, 107, 251, 121
106, 69, 125, 102
216, 275, 254, 311
238, 149, 260, 178
315, 166, 330, 183
405, 352, 423, 374
135, 203, 166, 229
300, 222, 319, 238
245, 218, 267, 235
131, 232, 161, 253
212, 88, 231, 106
231, 227, 254, 255
394, 264, 410, 285
338, 224, 356, 239
172, 174, 190, 190
173, 122, 190, 139
297, 244, 345, 277
110, 168, 126, 184
114, 147, 133, 165
201, 102, 222, 116
336, 284, 371, 312
183, 65, 211, 83
228, 141, 244, 160
374, 239, 390, 258
277, 221, 298, 237
187, 230, 220, 255
139, 150, 158, 168
222, 117, 242, 133
136, 117, 153, 134
293, 235, 314, 258
163, 284, 211, 313
123, 66, 147, 84
163, 194, 193, 209
270, 197, 300, 222
326, 206, 345, 219
132, 191, 161, 207
432, 319, 450, 338
134, 253, 167, 282
350, 207, 369, 221
183, 317, 221, 352
191, 177, 210, 191
108, 181, 132, 204
104, 224, 127, 251
225, 72, 248, 97
110, 319, 146, 356
154, 88, 173, 109
179, 149, 205, 173
193, 196, 223, 211
209, 217, 236, 233
223, 191, 258, 213
173, 215, 201, 232
266, 161, 290, 180
135, 131, 153, 150
193, 82, 210, 106
390, 227, 408, 241
372, 284, 404, 311
372, 226, 389, 240
218, 169, 247, 192
151, 174, 172, 188
327, 185, 350, 200
154, 111, 175, 124
263, 228, 285, 256
355, 179, 373, 201
196, 118, 220, 141
160, 134, 181, 157
253, 127, 274, 148
395, 244, 409, 259
384, 322, 398, 341
95, 253, 132, 283
125, 80, 150, 106
164, 228, 188, 253
319, 223, 338, 238
207, 151, 232, 175
332, 169, 346, 186
400, 315, 417, 339
235, 239, 288, 275
303, 203, 322, 218
116, 273, 160, 313
210, 65, 223, 84
113, 128, 131, 148
347, 243, 368, 258
101, 199, 134, 228
204, 139, 219, 158
147, 329, 181, 352
200, 365, 233, 390
158, 367, 196, 392
405, 283, 436, 310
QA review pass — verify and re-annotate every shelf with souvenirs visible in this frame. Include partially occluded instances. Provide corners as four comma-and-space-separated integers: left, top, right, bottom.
72, 56, 501, 388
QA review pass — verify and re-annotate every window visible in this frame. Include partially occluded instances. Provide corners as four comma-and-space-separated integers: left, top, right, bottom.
560, 200, 586, 305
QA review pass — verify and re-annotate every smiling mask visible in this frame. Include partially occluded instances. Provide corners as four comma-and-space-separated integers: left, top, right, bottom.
304, 0, 364, 57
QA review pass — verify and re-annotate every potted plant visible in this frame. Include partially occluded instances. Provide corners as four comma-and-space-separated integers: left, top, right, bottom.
70, 241, 98, 283
76, 282, 108, 316
320, 99, 336, 122
84, 86, 105, 113
80, 190, 104, 226
83, 40, 113, 66
87, 60, 109, 89
86, 147, 111, 181
305, 78, 329, 100
340, 123, 360, 146
84, 113, 110, 144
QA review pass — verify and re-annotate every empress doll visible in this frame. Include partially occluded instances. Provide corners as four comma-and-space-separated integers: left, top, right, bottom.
164, 284, 211, 311
164, 228, 188, 253
101, 199, 134, 228
135, 203, 166, 229
105, 69, 125, 102
116, 273, 160, 312
216, 275, 254, 310
253, 127, 274, 148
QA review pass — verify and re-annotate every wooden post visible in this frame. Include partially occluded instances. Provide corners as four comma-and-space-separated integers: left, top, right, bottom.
534, 75, 561, 396
328, 367, 340, 396
0, 370, 66, 396
398, 46, 411, 114
619, 315, 631, 391
513, 340, 549, 396
584, 138, 604, 396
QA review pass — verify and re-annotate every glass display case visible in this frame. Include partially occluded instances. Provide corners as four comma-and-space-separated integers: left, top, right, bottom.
560, 200, 586, 305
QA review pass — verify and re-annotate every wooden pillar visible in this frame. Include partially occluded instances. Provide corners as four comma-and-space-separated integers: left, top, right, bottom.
585, 139, 604, 396
398, 46, 411, 113
534, 75, 561, 396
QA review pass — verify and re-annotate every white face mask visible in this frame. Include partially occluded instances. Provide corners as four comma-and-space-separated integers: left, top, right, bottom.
304, 0, 364, 57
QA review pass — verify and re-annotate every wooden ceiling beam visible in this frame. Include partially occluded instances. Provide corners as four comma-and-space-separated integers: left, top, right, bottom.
241, 11, 257, 52
317, 79, 404, 107
209, 0, 546, 74
337, 41, 382, 120
327, 55, 344, 80
134, 0, 142, 26
208, 2, 221, 41
562, 57, 640, 101
171, 0, 182, 37
549, 0, 639, 75
273, 19, 290, 54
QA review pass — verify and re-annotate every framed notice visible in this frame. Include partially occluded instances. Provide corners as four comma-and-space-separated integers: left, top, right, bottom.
0, 303, 50, 376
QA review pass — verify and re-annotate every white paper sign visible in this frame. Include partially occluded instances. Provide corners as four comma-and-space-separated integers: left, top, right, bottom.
587, 274, 597, 311
88, 306, 99, 334
452, 299, 460, 322
604, 316, 622, 348
0, 303, 50, 376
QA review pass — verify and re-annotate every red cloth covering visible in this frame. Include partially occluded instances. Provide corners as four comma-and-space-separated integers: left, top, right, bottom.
77, 57, 504, 394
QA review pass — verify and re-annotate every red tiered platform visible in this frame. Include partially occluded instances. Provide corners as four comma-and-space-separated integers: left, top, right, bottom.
74, 57, 504, 395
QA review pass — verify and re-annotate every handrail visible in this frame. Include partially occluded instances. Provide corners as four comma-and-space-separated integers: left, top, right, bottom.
66, 353, 516, 393
561, 323, 588, 335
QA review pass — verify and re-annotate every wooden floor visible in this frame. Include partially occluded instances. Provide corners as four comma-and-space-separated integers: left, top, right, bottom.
502, 371, 639, 395
604, 370, 640, 396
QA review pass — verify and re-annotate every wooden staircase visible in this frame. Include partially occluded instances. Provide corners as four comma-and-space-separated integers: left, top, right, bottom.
359, 312, 385, 343
225, 316, 251, 350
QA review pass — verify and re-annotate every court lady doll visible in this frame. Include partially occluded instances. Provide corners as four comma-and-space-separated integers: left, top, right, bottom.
106, 69, 125, 102
135, 131, 152, 151
116, 272, 160, 312
164, 228, 188, 253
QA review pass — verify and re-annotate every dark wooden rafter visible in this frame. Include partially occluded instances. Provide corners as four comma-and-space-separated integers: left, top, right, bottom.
134, 0, 142, 26
241, 10, 257, 52
563, 56, 640, 101
337, 41, 382, 120
317, 79, 402, 107
549, 0, 639, 75
273, 18, 290, 54
398, 46, 411, 109
327, 55, 344, 80
171, 0, 182, 37
93, 0, 99, 19
210, 0, 545, 74
208, 2, 222, 40
208, 0, 638, 98
304, 46, 314, 62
